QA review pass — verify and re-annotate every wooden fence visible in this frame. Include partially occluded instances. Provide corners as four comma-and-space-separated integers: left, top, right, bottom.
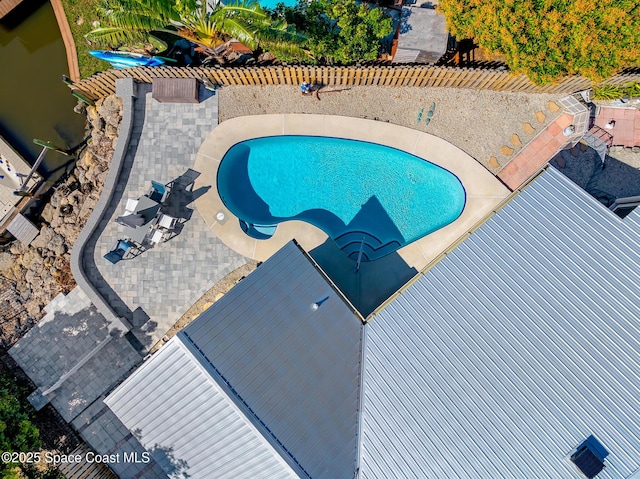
69, 64, 640, 101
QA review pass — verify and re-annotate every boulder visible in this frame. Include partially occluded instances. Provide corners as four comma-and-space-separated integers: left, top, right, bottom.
41, 203, 55, 224
25, 301, 41, 318
91, 129, 104, 147
19, 288, 31, 302
77, 195, 97, 221
87, 105, 99, 123
0, 252, 14, 273
53, 257, 67, 271
48, 234, 67, 257
31, 225, 55, 249
77, 149, 96, 170
50, 213, 64, 230
105, 123, 119, 140
90, 116, 105, 132
55, 223, 77, 240
98, 95, 123, 128
95, 169, 109, 187
20, 249, 42, 270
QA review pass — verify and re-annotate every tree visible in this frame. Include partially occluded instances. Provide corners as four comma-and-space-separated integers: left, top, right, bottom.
272, 0, 393, 64
87, 0, 306, 60
0, 372, 41, 479
437, 0, 640, 84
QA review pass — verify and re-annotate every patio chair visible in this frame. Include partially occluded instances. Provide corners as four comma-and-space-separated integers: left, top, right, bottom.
148, 181, 167, 203
149, 229, 164, 245
103, 240, 134, 264
158, 214, 177, 230
124, 198, 139, 215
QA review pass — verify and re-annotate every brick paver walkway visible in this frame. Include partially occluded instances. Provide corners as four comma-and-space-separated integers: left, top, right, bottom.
498, 113, 574, 189
9, 287, 140, 422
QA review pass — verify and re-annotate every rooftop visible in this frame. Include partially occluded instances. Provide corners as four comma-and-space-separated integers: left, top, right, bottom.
106, 167, 640, 478
362, 167, 640, 478
106, 242, 363, 479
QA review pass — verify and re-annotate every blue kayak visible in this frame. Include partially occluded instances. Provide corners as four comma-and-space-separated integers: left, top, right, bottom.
89, 50, 165, 68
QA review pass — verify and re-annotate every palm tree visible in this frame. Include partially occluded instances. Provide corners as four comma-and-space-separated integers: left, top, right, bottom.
87, 0, 307, 60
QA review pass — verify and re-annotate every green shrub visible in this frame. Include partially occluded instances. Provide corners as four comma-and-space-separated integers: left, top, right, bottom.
438, 0, 640, 85
593, 84, 623, 100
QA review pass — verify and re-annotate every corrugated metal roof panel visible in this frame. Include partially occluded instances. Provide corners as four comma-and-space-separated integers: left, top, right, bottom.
181, 241, 363, 479
105, 338, 297, 479
360, 168, 640, 479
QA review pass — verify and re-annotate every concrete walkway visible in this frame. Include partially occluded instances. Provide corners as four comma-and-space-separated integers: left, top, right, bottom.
193, 114, 510, 315
9, 287, 140, 422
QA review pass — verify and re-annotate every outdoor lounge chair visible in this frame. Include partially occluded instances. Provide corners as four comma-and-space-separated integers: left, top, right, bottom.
103, 240, 134, 264
124, 198, 139, 215
149, 229, 164, 245
158, 214, 177, 230
148, 181, 167, 203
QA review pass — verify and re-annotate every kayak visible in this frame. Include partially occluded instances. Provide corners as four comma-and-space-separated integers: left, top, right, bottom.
89, 50, 166, 68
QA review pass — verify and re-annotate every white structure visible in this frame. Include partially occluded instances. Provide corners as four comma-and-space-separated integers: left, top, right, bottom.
0, 136, 41, 220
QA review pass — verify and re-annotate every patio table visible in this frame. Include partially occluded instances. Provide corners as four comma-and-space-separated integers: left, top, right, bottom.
121, 195, 161, 244
135, 195, 161, 221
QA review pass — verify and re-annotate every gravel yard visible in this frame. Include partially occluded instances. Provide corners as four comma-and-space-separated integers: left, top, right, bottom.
219, 85, 565, 172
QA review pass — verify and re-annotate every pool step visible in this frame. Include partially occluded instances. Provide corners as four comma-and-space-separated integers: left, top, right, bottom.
337, 230, 402, 262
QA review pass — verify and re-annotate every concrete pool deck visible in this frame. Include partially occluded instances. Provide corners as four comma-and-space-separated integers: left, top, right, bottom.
193, 114, 510, 276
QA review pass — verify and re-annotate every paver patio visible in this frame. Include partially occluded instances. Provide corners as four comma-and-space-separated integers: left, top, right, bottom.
89, 84, 247, 350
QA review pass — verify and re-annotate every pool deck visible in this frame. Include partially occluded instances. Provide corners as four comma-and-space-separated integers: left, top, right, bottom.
194, 114, 510, 275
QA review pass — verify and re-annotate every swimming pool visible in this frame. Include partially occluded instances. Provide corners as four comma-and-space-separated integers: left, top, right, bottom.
258, 0, 296, 9
217, 136, 466, 261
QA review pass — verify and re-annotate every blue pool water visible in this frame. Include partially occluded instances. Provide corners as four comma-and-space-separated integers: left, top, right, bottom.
217, 136, 466, 261
259, 0, 297, 9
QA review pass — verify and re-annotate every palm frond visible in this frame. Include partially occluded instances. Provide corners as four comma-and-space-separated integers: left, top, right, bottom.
85, 26, 149, 46
99, 9, 170, 32
218, 17, 260, 49
91, 0, 307, 59
259, 38, 310, 59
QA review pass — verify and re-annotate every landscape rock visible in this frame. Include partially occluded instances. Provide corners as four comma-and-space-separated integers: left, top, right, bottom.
41, 203, 55, 224
0, 252, 14, 273
49, 234, 66, 257
98, 95, 123, 129
105, 123, 119, 140
31, 226, 55, 250
77, 149, 96, 170
19, 288, 31, 302
0, 93, 123, 348
87, 105, 99, 123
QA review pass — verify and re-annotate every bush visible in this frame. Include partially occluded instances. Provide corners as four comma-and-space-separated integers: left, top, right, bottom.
0, 371, 43, 478
437, 0, 640, 84
271, 0, 393, 64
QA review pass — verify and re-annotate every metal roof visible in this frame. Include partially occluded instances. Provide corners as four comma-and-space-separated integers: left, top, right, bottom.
360, 167, 640, 479
107, 241, 363, 479
180, 241, 363, 479
105, 337, 298, 479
